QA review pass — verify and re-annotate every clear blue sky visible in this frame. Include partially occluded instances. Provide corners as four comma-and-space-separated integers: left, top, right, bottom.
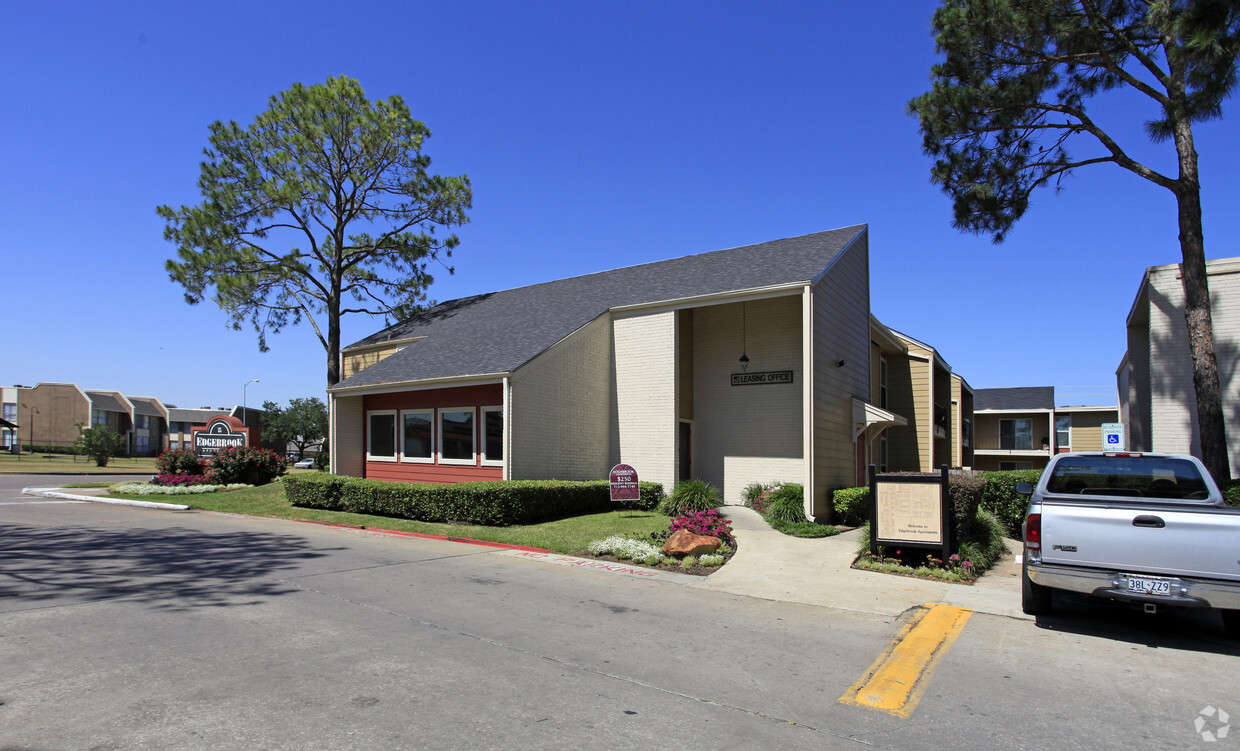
4, 1, 1237, 411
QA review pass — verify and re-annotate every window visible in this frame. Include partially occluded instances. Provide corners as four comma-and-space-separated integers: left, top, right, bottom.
91, 409, 108, 427
879, 355, 888, 410
400, 410, 434, 463
962, 418, 972, 448
482, 407, 503, 465
439, 408, 475, 464
170, 440, 180, 451
367, 411, 397, 461
879, 433, 888, 473
2, 403, 15, 422
136, 415, 150, 430
136, 436, 149, 453
1000, 461, 1034, 471
999, 418, 1033, 450
1055, 415, 1071, 451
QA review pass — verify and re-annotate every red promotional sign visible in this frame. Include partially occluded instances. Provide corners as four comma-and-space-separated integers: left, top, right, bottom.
609, 463, 640, 502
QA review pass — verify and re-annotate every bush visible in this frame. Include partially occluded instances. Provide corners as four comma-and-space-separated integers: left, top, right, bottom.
947, 475, 986, 543
762, 483, 807, 524
741, 481, 766, 507
20, 444, 79, 456
284, 475, 665, 526
207, 446, 286, 486
1223, 479, 1240, 508
313, 449, 330, 471
150, 473, 211, 487
74, 426, 126, 467
832, 486, 870, 526
658, 479, 720, 516
978, 469, 1042, 536
669, 508, 734, 545
156, 449, 204, 476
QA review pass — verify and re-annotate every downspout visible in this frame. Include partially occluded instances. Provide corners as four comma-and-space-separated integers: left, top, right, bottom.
802, 285, 814, 520
502, 376, 511, 481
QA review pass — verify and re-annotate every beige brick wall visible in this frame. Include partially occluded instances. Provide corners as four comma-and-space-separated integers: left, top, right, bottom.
331, 395, 365, 477
613, 311, 677, 490
510, 315, 612, 480
692, 296, 805, 503
1143, 261, 1240, 471
811, 235, 871, 518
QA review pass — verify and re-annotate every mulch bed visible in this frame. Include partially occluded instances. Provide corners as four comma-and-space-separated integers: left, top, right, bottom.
571, 542, 737, 577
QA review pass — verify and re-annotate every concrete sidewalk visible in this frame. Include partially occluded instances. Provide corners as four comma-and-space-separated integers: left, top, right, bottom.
690, 506, 1030, 620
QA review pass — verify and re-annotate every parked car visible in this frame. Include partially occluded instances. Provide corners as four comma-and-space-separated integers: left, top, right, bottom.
293, 458, 316, 469
1018, 452, 1240, 638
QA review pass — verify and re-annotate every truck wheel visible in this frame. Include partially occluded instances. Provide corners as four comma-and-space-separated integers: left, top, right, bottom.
1223, 610, 1240, 640
1022, 563, 1052, 616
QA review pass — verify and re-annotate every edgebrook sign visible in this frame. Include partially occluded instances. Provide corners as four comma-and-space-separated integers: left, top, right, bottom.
190, 416, 251, 459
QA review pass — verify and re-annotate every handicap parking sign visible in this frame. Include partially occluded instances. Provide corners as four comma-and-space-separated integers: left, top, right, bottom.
1101, 423, 1126, 451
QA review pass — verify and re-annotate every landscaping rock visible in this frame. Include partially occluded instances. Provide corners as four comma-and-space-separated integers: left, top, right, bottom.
662, 529, 721, 558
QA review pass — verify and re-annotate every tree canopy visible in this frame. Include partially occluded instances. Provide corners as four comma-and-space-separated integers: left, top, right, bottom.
261, 397, 329, 458
909, 0, 1239, 481
160, 75, 472, 386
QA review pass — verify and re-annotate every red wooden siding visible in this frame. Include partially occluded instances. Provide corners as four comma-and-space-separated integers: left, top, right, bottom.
362, 385, 503, 484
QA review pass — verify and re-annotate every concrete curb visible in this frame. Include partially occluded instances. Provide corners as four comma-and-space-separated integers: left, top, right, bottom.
22, 487, 190, 511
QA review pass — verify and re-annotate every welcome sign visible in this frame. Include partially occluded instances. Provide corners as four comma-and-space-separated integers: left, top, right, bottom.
191, 416, 251, 459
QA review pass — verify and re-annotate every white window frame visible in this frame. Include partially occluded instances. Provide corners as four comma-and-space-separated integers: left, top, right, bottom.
1055, 415, 1071, 452
399, 409, 435, 464
481, 406, 503, 466
999, 418, 1034, 451
438, 407, 477, 466
366, 410, 398, 462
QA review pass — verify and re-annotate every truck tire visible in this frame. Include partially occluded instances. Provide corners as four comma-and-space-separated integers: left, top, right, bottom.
1223, 610, 1240, 640
1022, 562, 1052, 616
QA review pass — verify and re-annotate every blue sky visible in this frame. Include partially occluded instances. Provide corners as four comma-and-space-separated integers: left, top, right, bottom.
4, 1, 1237, 411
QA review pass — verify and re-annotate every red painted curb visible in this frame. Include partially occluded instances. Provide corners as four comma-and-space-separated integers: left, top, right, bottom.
291, 518, 552, 553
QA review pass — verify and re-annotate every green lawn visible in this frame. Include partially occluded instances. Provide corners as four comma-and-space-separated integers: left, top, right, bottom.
0, 453, 160, 474
108, 481, 672, 554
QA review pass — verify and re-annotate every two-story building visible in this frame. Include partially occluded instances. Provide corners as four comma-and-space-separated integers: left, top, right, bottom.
972, 386, 1118, 472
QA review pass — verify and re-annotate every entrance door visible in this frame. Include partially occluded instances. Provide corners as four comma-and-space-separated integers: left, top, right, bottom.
678, 421, 692, 482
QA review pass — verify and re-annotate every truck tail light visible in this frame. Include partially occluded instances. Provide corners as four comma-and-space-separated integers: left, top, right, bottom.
1025, 512, 1041, 550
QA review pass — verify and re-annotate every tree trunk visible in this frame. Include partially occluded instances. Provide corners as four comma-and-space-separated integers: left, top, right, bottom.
1172, 122, 1231, 484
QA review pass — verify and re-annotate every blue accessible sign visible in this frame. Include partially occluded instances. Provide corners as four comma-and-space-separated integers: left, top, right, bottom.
609, 463, 640, 502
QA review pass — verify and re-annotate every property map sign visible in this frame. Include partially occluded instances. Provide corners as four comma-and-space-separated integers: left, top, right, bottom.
874, 480, 943, 545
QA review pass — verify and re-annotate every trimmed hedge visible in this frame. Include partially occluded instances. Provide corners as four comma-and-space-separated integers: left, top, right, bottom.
284, 475, 664, 526
832, 486, 870, 526
947, 475, 985, 543
977, 469, 1043, 536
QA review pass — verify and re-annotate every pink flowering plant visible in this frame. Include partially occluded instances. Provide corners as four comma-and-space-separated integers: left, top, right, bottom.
150, 472, 211, 487
668, 508, 734, 545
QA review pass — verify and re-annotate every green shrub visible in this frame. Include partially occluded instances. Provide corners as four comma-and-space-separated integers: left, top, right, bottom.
285, 475, 665, 526
20, 444, 79, 456
1223, 479, 1240, 508
768, 518, 839, 538
658, 479, 720, 516
978, 469, 1042, 536
832, 486, 870, 526
947, 475, 986, 543
207, 446, 286, 486
74, 426, 126, 467
156, 449, 204, 476
741, 481, 766, 507
313, 449, 330, 471
955, 510, 1009, 571
763, 483, 807, 524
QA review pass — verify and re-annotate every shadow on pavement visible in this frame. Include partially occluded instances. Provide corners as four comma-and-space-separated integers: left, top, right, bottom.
1033, 591, 1240, 656
0, 524, 336, 610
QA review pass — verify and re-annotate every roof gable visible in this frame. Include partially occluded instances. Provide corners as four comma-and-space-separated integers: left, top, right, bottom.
333, 225, 866, 390
974, 387, 1055, 411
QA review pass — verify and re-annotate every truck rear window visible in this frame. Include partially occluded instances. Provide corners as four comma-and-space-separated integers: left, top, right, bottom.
1045, 456, 1209, 500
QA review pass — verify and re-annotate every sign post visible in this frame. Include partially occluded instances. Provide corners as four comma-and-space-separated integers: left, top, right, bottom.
609, 463, 640, 504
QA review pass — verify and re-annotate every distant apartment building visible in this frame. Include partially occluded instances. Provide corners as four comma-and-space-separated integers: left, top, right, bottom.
972, 387, 1118, 472
1, 386, 18, 450
1118, 256, 1239, 477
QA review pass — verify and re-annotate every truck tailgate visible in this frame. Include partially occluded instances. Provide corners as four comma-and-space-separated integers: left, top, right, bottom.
1041, 500, 1240, 582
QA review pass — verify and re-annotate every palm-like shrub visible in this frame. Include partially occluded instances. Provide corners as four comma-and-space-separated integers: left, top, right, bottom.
762, 483, 807, 524
658, 479, 720, 516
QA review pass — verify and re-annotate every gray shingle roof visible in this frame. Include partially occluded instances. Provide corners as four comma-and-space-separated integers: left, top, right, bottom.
334, 225, 866, 390
86, 392, 127, 413
974, 387, 1055, 411
168, 408, 228, 424
129, 397, 163, 417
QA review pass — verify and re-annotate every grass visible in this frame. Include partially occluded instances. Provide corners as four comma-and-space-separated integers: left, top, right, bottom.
768, 518, 840, 538
0, 452, 160, 474
106, 481, 673, 554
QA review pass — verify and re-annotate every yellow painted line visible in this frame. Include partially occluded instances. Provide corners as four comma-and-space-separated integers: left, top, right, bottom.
839, 603, 972, 718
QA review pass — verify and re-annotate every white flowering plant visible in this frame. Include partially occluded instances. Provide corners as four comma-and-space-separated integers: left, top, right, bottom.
112, 482, 251, 496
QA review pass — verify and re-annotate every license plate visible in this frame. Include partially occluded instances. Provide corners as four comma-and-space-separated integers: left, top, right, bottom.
1126, 575, 1172, 596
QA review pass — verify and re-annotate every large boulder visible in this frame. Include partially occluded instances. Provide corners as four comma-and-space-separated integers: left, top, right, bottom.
662, 529, 721, 558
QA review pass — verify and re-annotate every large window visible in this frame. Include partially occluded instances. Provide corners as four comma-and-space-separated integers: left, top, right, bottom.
367, 411, 397, 461
879, 356, 888, 410
136, 415, 150, 430
482, 407, 503, 465
999, 418, 1033, 450
136, 436, 149, 453
439, 408, 475, 464
2, 403, 15, 422
401, 410, 434, 463
1055, 415, 1071, 451
91, 409, 108, 428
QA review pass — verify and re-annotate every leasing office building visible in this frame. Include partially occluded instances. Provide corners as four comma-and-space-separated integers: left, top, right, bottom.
328, 226, 967, 520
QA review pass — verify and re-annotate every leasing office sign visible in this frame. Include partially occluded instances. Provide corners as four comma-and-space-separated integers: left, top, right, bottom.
191, 416, 251, 459
731, 370, 794, 386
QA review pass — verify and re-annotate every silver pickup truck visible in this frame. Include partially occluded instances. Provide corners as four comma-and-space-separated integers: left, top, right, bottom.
1018, 452, 1240, 638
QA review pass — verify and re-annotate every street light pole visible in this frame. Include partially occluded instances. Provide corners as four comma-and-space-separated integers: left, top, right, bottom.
243, 379, 259, 427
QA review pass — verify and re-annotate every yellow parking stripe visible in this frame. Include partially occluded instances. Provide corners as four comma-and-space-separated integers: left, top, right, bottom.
839, 604, 972, 718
